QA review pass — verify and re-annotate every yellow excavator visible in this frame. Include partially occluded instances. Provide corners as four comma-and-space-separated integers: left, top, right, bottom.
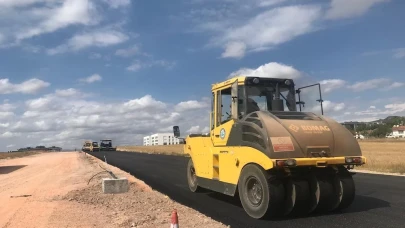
173, 76, 366, 219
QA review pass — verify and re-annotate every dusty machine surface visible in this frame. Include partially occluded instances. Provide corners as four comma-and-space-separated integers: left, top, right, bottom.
82, 140, 92, 152
173, 76, 366, 219
100, 139, 117, 151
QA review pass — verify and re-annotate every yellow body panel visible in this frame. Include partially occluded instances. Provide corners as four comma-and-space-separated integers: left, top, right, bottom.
185, 135, 275, 185
211, 76, 246, 91
212, 119, 235, 146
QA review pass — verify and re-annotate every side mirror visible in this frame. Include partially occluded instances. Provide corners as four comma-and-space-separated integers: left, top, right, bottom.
173, 126, 180, 138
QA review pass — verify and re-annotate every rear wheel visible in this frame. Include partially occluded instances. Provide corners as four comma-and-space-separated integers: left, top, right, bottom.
334, 167, 355, 211
187, 158, 201, 192
315, 168, 342, 212
238, 164, 285, 219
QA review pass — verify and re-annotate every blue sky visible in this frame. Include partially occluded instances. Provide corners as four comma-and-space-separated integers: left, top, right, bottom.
0, 0, 404, 150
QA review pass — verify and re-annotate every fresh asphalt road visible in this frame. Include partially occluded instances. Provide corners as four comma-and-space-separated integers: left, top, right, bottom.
88, 151, 405, 228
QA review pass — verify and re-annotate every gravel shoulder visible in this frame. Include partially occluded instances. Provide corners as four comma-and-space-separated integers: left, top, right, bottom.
0, 151, 228, 228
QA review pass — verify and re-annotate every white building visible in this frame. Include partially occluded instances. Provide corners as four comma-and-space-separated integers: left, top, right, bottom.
143, 133, 181, 146
143, 136, 151, 146
387, 125, 405, 138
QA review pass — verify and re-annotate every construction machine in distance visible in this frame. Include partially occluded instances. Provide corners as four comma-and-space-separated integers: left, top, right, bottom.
173, 76, 366, 219
90, 141, 100, 152
100, 139, 117, 151
82, 140, 92, 152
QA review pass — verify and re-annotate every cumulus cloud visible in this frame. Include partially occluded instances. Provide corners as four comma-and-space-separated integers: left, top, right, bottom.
211, 5, 322, 58
175, 98, 210, 112
320, 79, 346, 93
221, 41, 246, 59
0, 0, 131, 52
0, 78, 50, 94
47, 30, 129, 55
0, 89, 212, 150
228, 62, 302, 79
325, 0, 389, 20
79, 74, 102, 84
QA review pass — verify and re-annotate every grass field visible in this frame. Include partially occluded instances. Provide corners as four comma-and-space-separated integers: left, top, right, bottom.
0, 151, 44, 160
117, 139, 405, 174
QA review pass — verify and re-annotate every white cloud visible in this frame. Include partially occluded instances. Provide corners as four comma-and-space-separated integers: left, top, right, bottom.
320, 79, 346, 93
102, 0, 131, 9
228, 62, 302, 79
348, 78, 403, 92
0, 78, 50, 94
47, 30, 129, 55
115, 45, 141, 57
212, 5, 322, 58
0, 0, 132, 48
186, 125, 210, 134
16, 0, 100, 41
0, 89, 212, 150
126, 61, 143, 72
79, 74, 102, 84
348, 78, 389, 92
311, 100, 345, 114
353, 102, 405, 117
55, 88, 82, 97
221, 41, 246, 59
325, 0, 389, 20
175, 98, 210, 112
385, 82, 404, 90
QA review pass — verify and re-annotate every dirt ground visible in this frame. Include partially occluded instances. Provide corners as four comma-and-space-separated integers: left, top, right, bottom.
0, 151, 44, 160
0, 152, 228, 228
118, 139, 405, 174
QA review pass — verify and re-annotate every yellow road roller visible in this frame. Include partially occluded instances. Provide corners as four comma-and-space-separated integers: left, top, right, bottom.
173, 76, 366, 219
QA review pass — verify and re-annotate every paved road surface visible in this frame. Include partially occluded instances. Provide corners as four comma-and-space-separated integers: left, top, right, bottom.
89, 151, 405, 228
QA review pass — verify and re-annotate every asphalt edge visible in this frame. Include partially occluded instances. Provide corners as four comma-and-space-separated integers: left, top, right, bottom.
351, 169, 405, 177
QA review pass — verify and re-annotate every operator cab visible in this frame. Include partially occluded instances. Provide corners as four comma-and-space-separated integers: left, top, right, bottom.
218, 76, 324, 124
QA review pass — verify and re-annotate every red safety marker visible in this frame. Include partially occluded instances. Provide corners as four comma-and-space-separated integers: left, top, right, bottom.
171, 209, 179, 228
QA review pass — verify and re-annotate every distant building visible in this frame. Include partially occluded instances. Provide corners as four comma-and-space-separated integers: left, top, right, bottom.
387, 125, 405, 138
143, 136, 151, 146
143, 133, 181, 146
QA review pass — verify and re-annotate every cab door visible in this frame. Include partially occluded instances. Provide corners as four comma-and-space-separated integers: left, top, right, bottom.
211, 80, 238, 146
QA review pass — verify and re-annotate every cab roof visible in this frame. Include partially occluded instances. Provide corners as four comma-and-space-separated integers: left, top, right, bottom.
211, 76, 295, 91
211, 76, 246, 90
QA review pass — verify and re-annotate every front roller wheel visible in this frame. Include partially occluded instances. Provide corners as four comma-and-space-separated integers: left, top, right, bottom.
187, 158, 202, 192
238, 164, 285, 219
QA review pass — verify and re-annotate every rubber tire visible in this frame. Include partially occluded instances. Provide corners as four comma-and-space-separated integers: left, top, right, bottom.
238, 164, 285, 219
315, 171, 342, 213
187, 158, 201, 192
334, 169, 355, 211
